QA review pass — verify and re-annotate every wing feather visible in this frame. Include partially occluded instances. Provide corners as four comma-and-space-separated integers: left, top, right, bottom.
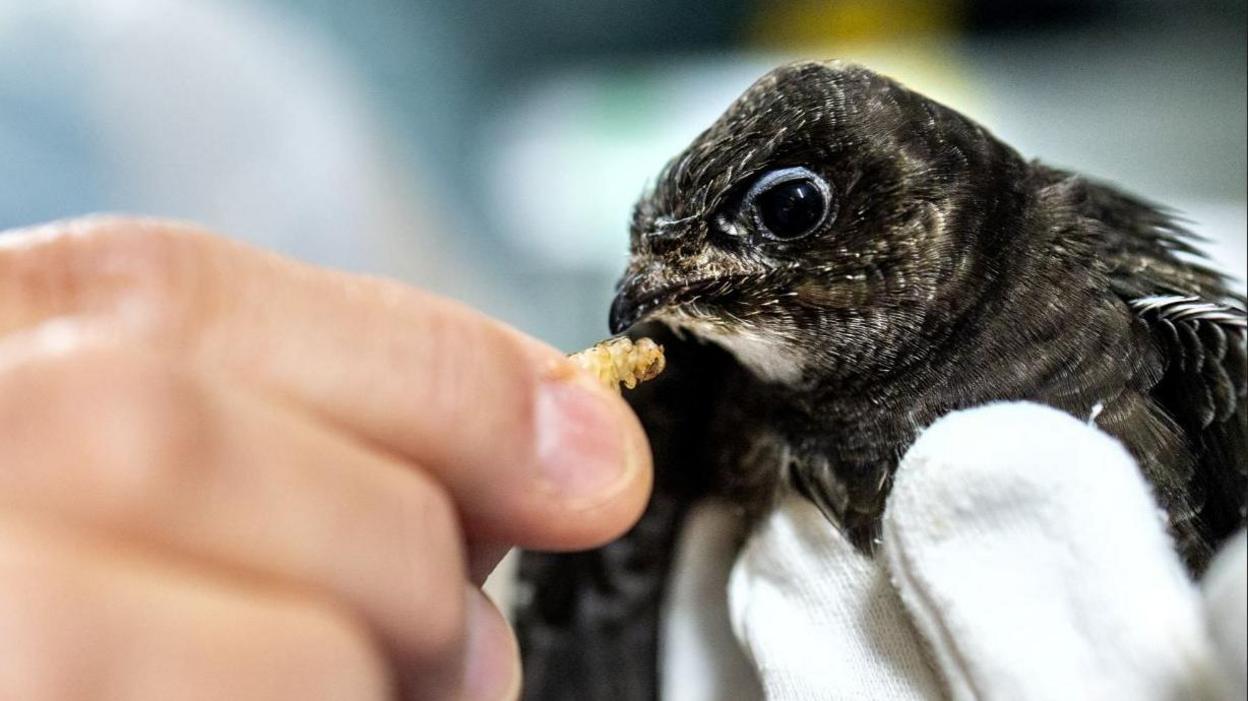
1062, 173, 1248, 559
1124, 289, 1247, 547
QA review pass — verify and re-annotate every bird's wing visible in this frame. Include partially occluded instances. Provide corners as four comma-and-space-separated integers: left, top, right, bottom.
1078, 178, 1247, 558
1079, 179, 1237, 303
1127, 296, 1247, 539
515, 494, 689, 701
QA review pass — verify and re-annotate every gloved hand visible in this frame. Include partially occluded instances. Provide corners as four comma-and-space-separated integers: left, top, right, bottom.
728, 401, 1247, 700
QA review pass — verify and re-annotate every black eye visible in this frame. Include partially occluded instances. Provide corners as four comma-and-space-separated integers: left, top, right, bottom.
745, 167, 833, 241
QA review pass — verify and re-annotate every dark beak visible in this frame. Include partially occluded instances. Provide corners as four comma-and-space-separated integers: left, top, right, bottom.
610, 267, 669, 334
609, 292, 638, 335
610, 271, 728, 335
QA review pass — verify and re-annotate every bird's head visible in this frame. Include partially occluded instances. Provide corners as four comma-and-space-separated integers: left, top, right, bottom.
610, 61, 1029, 388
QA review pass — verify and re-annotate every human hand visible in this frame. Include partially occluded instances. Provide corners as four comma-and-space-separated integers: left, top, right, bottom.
730, 402, 1246, 700
0, 217, 652, 700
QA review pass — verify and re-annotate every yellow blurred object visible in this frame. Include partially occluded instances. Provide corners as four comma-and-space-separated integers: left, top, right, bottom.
749, 0, 967, 48
745, 0, 989, 141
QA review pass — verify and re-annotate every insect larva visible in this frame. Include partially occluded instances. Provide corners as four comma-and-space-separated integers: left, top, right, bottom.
569, 337, 666, 392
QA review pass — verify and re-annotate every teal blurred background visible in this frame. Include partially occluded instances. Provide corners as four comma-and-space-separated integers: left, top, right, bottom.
1, 0, 1244, 350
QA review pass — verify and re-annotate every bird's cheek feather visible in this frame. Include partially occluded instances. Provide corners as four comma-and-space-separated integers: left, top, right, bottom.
794, 279, 874, 310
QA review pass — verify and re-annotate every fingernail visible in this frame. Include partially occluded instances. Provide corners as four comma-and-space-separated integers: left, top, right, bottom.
462, 588, 521, 701
535, 366, 639, 507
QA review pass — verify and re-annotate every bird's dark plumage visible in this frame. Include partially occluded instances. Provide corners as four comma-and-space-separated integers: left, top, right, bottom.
516, 61, 1247, 700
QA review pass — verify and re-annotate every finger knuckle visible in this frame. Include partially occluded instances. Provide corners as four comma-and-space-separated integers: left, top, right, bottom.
0, 344, 210, 518
0, 216, 213, 341
83, 357, 210, 517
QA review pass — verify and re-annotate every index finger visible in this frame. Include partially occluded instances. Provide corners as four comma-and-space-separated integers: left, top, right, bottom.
0, 217, 652, 550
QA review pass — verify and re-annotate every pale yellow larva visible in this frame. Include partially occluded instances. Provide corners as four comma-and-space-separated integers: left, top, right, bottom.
569, 337, 666, 392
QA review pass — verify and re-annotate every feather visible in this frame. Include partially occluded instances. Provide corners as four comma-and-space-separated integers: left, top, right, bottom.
1120, 280, 1247, 559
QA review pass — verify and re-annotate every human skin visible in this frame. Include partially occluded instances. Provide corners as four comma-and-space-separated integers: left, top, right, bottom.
0, 217, 653, 700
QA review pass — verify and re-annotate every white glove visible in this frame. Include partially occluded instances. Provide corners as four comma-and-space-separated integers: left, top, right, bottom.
728, 401, 1247, 700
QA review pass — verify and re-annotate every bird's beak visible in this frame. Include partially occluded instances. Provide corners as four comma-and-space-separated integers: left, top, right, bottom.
609, 271, 650, 334
610, 267, 729, 335
611, 263, 688, 335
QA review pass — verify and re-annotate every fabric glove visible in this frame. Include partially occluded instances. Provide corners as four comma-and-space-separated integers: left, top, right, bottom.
727, 401, 1247, 700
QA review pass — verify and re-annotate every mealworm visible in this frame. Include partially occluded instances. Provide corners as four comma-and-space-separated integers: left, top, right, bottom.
570, 337, 666, 392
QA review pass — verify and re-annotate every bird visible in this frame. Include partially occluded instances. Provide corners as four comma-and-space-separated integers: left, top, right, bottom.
515, 61, 1247, 701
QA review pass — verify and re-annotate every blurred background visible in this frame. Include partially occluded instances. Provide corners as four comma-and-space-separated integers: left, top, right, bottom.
1, 0, 1244, 351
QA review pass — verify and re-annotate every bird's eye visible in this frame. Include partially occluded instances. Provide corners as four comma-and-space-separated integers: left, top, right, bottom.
744, 167, 833, 241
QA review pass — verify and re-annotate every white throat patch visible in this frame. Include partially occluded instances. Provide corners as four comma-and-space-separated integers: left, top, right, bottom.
660, 314, 807, 386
